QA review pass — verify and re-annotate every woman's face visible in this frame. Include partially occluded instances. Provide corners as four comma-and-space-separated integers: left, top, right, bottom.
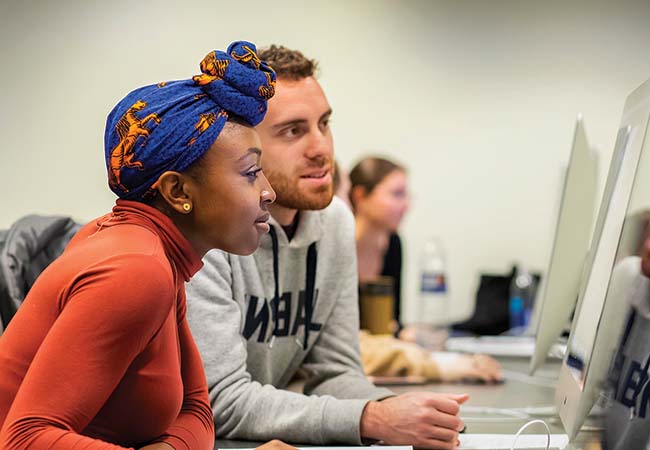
187, 123, 276, 255
357, 170, 409, 232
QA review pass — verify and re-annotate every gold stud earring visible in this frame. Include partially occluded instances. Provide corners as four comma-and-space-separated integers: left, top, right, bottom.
182, 203, 192, 212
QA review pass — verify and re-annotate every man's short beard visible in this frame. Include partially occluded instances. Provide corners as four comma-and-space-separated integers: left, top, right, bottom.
266, 170, 334, 211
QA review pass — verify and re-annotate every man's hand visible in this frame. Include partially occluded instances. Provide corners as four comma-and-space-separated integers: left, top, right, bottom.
360, 392, 469, 449
255, 440, 299, 450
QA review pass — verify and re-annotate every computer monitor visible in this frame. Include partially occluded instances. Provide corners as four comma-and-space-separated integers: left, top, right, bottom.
556, 78, 650, 440
529, 116, 598, 374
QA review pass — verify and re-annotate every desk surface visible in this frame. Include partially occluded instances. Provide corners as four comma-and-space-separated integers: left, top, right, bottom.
215, 358, 602, 450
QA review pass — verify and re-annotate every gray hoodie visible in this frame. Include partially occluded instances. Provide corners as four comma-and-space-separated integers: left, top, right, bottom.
185, 197, 392, 444
604, 256, 650, 450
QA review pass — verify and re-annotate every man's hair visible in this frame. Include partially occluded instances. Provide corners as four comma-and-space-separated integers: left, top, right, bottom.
258, 45, 318, 80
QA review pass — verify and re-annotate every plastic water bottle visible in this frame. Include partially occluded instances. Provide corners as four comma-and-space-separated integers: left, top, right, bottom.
509, 265, 535, 332
418, 237, 449, 326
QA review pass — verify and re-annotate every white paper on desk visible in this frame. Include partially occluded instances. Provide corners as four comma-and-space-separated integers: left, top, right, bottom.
221, 447, 413, 450
459, 434, 568, 449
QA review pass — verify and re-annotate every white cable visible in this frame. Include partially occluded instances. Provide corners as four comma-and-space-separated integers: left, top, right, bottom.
509, 419, 551, 450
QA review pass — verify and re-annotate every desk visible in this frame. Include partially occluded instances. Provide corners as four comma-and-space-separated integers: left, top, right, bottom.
215, 358, 602, 450
391, 358, 602, 449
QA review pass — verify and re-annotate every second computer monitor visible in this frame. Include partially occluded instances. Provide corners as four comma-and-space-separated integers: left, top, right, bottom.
529, 116, 598, 374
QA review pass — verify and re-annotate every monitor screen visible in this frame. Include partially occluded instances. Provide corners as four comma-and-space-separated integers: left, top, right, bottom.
565, 126, 631, 388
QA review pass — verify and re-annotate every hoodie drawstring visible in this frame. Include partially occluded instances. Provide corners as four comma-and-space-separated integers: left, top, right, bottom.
269, 226, 280, 349
304, 242, 317, 349
268, 225, 318, 349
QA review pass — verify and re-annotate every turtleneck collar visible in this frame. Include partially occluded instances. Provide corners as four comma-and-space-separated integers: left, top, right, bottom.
102, 200, 203, 282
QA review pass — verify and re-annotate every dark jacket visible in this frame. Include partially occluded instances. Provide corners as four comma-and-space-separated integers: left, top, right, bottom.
0, 215, 81, 334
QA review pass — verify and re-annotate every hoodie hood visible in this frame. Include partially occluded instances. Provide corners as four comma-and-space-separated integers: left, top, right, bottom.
259, 208, 325, 250
256, 208, 326, 348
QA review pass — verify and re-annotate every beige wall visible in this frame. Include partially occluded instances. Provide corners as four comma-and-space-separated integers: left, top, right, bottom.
2, 0, 650, 323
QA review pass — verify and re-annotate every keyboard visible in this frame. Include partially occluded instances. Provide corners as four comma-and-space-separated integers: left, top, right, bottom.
446, 336, 566, 358
459, 433, 567, 449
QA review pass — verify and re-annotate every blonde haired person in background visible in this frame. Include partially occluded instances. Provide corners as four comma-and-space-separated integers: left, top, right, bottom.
348, 156, 502, 384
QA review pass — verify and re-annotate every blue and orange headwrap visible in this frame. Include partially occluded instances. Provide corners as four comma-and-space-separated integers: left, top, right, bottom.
104, 41, 276, 201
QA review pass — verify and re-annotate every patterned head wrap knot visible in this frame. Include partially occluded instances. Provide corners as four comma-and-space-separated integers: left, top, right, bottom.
104, 41, 276, 201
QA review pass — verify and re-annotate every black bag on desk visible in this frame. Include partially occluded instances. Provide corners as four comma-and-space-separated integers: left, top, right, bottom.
452, 266, 541, 336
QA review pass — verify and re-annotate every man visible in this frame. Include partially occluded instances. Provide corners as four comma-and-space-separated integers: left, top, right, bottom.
603, 237, 650, 450
186, 45, 467, 449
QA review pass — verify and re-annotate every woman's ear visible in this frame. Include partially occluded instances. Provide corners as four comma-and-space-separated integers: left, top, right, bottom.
155, 171, 195, 215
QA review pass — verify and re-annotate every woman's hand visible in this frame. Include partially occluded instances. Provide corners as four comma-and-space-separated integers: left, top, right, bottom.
437, 353, 503, 383
398, 325, 418, 343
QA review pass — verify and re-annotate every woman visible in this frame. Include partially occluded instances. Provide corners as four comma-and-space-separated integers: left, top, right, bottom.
349, 156, 502, 383
348, 157, 409, 332
0, 41, 287, 450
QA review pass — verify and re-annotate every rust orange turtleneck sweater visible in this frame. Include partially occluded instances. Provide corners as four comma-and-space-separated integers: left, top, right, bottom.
0, 200, 215, 449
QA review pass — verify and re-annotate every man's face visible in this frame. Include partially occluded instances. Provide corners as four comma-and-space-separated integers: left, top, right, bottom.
256, 76, 334, 211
